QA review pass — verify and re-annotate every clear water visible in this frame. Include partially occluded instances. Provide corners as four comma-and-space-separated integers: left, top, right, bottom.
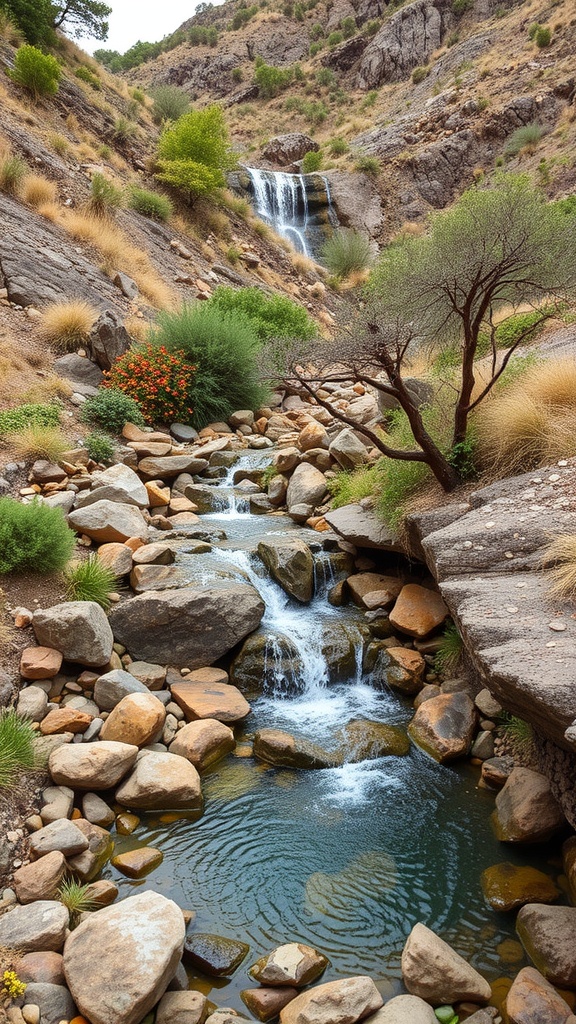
103, 455, 561, 1008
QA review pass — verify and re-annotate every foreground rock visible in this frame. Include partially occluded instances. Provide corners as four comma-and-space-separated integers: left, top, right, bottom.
338, 720, 410, 760
389, 584, 448, 639
169, 718, 235, 770
492, 768, 566, 843
401, 923, 491, 1003
0, 901, 69, 952
115, 751, 202, 810
242, 987, 299, 1022
171, 676, 251, 722
279, 976, 383, 1024
63, 892, 185, 1024
324, 504, 402, 552
49, 741, 138, 790
516, 905, 576, 988
183, 933, 249, 977
367, 995, 437, 1023
13, 852, 66, 904
408, 692, 477, 763
257, 538, 314, 603
100, 692, 166, 747
505, 966, 575, 1024
109, 585, 265, 667
156, 991, 209, 1024
68, 500, 148, 542
33, 602, 113, 667
250, 943, 329, 987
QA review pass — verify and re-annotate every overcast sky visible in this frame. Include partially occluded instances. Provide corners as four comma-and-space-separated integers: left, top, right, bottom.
82, 0, 201, 54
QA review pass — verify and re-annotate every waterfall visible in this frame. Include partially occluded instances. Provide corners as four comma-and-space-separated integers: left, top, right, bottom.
245, 167, 338, 259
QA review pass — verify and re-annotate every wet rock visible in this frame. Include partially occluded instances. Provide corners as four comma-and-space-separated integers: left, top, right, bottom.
22, 983, 76, 1024
183, 933, 250, 977
257, 538, 315, 603
184, 483, 222, 514
94, 668, 151, 710
516, 905, 576, 988
286, 463, 328, 510
563, 836, 576, 904
481, 863, 560, 912
156, 991, 209, 1024
68, 500, 149, 543
111, 847, 163, 878
492, 768, 565, 843
29, 819, 89, 858
33, 602, 113, 668
13, 852, 66, 904
0, 901, 69, 953
385, 647, 426, 695
346, 574, 403, 610
115, 750, 202, 810
338, 720, 410, 760
63, 891, 185, 1024
242, 987, 299, 1022
49, 740, 138, 790
408, 692, 477, 763
138, 455, 209, 478
171, 677, 251, 722
249, 943, 329, 987
401, 922, 491, 1003
100, 691, 166, 747
481, 756, 515, 790
389, 584, 448, 639
109, 584, 264, 668
364, 995, 437, 1023
20, 647, 63, 680
279, 975, 383, 1024
169, 718, 235, 771
505, 965, 575, 1024
324, 504, 402, 552
253, 729, 339, 769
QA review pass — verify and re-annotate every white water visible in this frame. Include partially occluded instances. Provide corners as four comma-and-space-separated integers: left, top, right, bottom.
245, 167, 338, 257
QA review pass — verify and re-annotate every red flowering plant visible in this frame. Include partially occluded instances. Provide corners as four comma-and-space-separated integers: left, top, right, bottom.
104, 345, 196, 425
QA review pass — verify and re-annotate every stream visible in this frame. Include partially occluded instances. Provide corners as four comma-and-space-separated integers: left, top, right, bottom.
103, 451, 558, 1009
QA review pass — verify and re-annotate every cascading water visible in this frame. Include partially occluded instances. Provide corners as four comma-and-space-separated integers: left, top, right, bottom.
245, 167, 338, 258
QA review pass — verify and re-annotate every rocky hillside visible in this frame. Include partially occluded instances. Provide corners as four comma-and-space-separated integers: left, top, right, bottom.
121, 0, 576, 238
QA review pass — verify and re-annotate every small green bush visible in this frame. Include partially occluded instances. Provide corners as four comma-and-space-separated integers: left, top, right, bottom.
354, 155, 380, 175
0, 153, 27, 194
84, 432, 115, 463
434, 623, 464, 676
304, 100, 327, 126
64, 554, 117, 610
534, 24, 551, 47
361, 90, 379, 110
131, 87, 146, 104
188, 25, 219, 45
254, 61, 293, 97
321, 228, 373, 278
301, 149, 323, 172
150, 303, 269, 429
49, 133, 69, 157
341, 15, 356, 37
0, 498, 75, 574
328, 136, 349, 156
327, 30, 343, 46
328, 463, 382, 508
113, 117, 138, 143
128, 186, 173, 221
504, 122, 543, 158
58, 877, 98, 928
75, 65, 101, 90
149, 84, 190, 124
0, 402, 60, 436
231, 5, 258, 29
363, 19, 381, 35
209, 286, 318, 342
316, 67, 335, 88
309, 41, 322, 56
309, 22, 324, 39
9, 44, 60, 100
155, 105, 236, 200
80, 389, 145, 433
87, 172, 123, 216
412, 65, 429, 84
452, 0, 472, 14
493, 310, 548, 349
0, 709, 37, 789
232, 66, 243, 83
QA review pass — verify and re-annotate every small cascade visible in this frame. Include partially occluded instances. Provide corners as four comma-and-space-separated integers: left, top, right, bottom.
245, 167, 338, 259
204, 451, 271, 521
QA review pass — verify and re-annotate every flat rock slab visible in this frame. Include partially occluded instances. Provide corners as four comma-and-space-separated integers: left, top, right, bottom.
171, 679, 251, 722
63, 891, 185, 1024
183, 933, 249, 977
111, 847, 164, 878
138, 456, 209, 478
49, 740, 138, 790
324, 503, 403, 551
254, 728, 340, 769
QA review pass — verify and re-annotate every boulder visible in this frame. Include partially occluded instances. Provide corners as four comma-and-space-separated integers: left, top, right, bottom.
357, 0, 453, 89
389, 585, 448, 639
156, 991, 209, 1024
505, 966, 575, 1024
298, 421, 329, 452
109, 584, 265, 667
481, 863, 560, 912
0, 901, 69, 953
286, 463, 328, 510
83, 463, 149, 508
138, 455, 209, 478
338, 720, 410, 760
40, 785, 74, 824
171, 677, 251, 722
408, 692, 477, 762
100, 691, 166, 747
365, 995, 437, 1023
384, 647, 426, 695
401, 923, 492, 1003
132, 543, 175, 566
115, 750, 202, 810
492, 768, 565, 843
66, 818, 113, 883
516, 905, 576, 988
329, 429, 369, 471
242, 987, 299, 1022
82, 793, 115, 827
564, 836, 576, 904
253, 729, 339, 769
49, 740, 138, 790
29, 818, 89, 858
249, 943, 329, 987
127, 660, 167, 690
183, 933, 249, 977
279, 976, 383, 1024
94, 668, 151, 710
19, 952, 65, 986
257, 538, 315, 603
63, 891, 185, 1024
346, 574, 403, 610
17, 685, 48, 721
54, 353, 103, 387
40, 707, 93, 735
33, 602, 113, 667
89, 309, 132, 370
111, 847, 163, 878
20, 647, 63, 680
169, 718, 236, 771
68, 500, 148, 543
22, 982, 77, 1024
262, 133, 319, 165
13, 852, 67, 904
274, 447, 300, 474
324, 504, 402, 552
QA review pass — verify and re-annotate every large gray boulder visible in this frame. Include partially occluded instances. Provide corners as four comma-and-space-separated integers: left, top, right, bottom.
77, 463, 149, 509
115, 751, 202, 810
88, 309, 132, 370
109, 584, 265, 667
401, 923, 491, 1004
63, 891, 185, 1024
257, 538, 315, 603
329, 429, 370, 471
286, 463, 328, 510
492, 768, 565, 843
357, 0, 453, 89
33, 602, 113, 668
68, 500, 148, 543
0, 901, 69, 953
261, 133, 319, 166
324, 503, 403, 552
516, 905, 576, 988
94, 669, 151, 711
49, 740, 138, 790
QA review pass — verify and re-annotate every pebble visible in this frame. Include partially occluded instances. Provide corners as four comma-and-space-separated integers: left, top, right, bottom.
548, 622, 567, 632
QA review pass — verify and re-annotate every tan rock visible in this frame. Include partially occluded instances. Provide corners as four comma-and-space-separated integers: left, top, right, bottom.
298, 421, 329, 452
168, 495, 198, 515
19, 952, 65, 985
20, 647, 63, 680
40, 708, 93, 735
250, 943, 329, 987
408, 692, 477, 763
100, 692, 166, 748
49, 740, 138, 790
127, 660, 166, 690
274, 447, 300, 473
111, 847, 163, 878
242, 987, 299, 1022
13, 851, 66, 904
145, 481, 171, 508
84, 879, 118, 907
505, 966, 575, 1024
97, 543, 133, 576
171, 679, 250, 723
492, 768, 565, 843
169, 718, 235, 771
364, 996, 437, 1024
516, 905, 576, 988
129, 563, 180, 592
67, 818, 114, 882
68, 500, 149, 543
29, 818, 89, 858
132, 542, 175, 565
389, 584, 448, 639
128, 440, 172, 457
115, 751, 202, 810
401, 923, 491, 1003
346, 574, 403, 610
279, 976, 383, 1024
138, 455, 209, 478
385, 647, 426, 695
0, 901, 69, 953
156, 991, 209, 1024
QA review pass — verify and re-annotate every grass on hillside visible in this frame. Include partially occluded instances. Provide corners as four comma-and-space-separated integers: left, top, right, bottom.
10, 423, 69, 462
21, 173, 57, 208
0, 709, 37, 789
64, 554, 117, 610
40, 300, 98, 352
541, 535, 576, 603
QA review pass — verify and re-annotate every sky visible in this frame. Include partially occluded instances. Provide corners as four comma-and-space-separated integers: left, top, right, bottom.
82, 0, 201, 54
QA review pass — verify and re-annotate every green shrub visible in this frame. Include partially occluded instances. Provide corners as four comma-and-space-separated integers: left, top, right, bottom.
64, 554, 117, 610
321, 228, 373, 278
452, 0, 472, 14
254, 61, 293, 97
304, 100, 327, 126
328, 136, 349, 156
363, 19, 381, 35
188, 25, 219, 45
301, 149, 323, 172
105, 343, 197, 424
0, 498, 75, 574
80, 389, 145, 433
131, 87, 146, 104
0, 402, 60, 436
9, 44, 60, 100
150, 303, 269, 428
75, 65, 101, 90
354, 155, 380, 174
231, 5, 258, 28
128, 186, 173, 221
534, 24, 551, 47
209, 286, 318, 342
328, 463, 382, 508
155, 105, 236, 200
309, 22, 324, 39
327, 30, 343, 46
316, 68, 335, 88
87, 172, 123, 217
0, 152, 27, 194
504, 123, 543, 158
97, 144, 112, 160
58, 877, 98, 928
309, 41, 322, 55
0, 709, 36, 788
149, 84, 190, 124
49, 133, 69, 157
493, 310, 549, 349
412, 65, 429, 84
232, 66, 243, 82
341, 15, 356, 37
434, 623, 464, 675
113, 117, 138, 143
84, 432, 114, 463
361, 90, 378, 110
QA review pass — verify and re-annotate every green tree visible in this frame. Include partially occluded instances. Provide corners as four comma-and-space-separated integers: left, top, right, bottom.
155, 105, 236, 200
0, 0, 54, 44
52, 0, 111, 39
281, 175, 576, 491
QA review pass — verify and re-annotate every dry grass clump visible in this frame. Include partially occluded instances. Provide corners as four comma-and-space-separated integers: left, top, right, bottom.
21, 375, 73, 404
476, 357, 576, 475
10, 423, 69, 461
21, 173, 57, 208
542, 534, 576, 602
36, 201, 61, 223
40, 299, 98, 352
124, 315, 150, 343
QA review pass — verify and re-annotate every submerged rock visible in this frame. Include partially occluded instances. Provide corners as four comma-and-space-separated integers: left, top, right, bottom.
253, 729, 340, 769
481, 863, 560, 912
242, 986, 299, 1022
183, 933, 249, 977
337, 720, 410, 760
